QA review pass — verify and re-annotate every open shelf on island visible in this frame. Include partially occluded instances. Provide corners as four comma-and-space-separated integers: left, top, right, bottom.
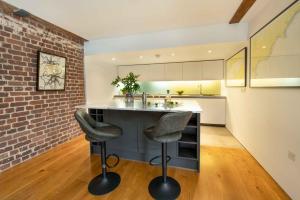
179, 133, 197, 144
179, 121, 198, 143
89, 109, 104, 122
187, 113, 198, 127
178, 143, 197, 160
89, 109, 97, 115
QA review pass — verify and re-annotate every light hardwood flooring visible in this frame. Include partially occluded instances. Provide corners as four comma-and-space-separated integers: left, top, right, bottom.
201, 126, 244, 149
0, 128, 290, 200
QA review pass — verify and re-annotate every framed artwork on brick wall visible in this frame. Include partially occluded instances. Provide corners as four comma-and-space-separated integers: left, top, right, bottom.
37, 51, 66, 90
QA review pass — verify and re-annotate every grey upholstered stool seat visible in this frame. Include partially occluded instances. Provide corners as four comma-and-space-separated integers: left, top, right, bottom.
144, 111, 192, 200
84, 125, 122, 142
74, 109, 122, 195
144, 127, 182, 143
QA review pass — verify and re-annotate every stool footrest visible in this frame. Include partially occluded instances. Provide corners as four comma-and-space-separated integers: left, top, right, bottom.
149, 155, 171, 166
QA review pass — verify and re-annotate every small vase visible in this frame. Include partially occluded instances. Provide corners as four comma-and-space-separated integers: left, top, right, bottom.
125, 93, 134, 103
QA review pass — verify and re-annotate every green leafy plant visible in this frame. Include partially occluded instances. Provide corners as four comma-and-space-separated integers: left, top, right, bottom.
111, 72, 140, 94
176, 90, 184, 95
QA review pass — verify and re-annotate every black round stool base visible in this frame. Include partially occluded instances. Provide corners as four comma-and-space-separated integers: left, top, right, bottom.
88, 172, 120, 195
148, 176, 181, 200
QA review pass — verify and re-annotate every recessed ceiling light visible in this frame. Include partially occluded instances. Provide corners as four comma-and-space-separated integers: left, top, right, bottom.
139, 55, 143, 59
111, 57, 116, 61
262, 45, 267, 49
171, 53, 175, 56
208, 50, 212, 53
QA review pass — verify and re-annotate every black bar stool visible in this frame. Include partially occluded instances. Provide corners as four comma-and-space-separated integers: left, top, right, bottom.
144, 111, 192, 200
74, 109, 122, 195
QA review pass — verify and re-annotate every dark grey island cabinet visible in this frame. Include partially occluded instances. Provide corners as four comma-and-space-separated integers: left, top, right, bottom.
79, 100, 202, 171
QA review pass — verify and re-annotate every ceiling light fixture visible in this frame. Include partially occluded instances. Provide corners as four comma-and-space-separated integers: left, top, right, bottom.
208, 50, 212, 54
262, 45, 267, 49
139, 55, 143, 59
111, 57, 116, 61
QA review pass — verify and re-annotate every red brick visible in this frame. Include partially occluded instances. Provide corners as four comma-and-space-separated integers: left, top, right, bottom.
0, 2, 84, 172
10, 102, 28, 107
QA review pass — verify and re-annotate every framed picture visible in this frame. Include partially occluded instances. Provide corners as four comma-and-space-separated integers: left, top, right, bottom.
250, 1, 300, 87
225, 47, 247, 87
37, 51, 66, 90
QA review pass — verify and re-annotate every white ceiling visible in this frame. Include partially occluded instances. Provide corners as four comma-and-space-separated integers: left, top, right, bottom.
4, 0, 271, 40
86, 41, 247, 65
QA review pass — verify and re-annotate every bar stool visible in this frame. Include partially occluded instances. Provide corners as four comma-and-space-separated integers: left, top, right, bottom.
74, 109, 122, 195
144, 111, 192, 200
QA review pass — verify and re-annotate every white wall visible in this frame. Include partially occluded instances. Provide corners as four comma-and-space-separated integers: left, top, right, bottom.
84, 56, 118, 104
225, 1, 300, 199
85, 23, 248, 55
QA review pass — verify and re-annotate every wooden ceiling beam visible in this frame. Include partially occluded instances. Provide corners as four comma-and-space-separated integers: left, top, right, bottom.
229, 0, 256, 24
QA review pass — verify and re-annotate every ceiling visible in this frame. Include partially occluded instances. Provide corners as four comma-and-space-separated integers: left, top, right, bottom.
4, 0, 271, 40
86, 41, 247, 65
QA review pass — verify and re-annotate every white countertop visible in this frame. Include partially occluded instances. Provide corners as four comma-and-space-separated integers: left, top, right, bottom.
114, 94, 226, 99
77, 99, 202, 113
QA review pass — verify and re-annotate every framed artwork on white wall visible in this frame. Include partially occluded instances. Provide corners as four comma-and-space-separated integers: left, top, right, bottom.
250, 1, 300, 87
225, 47, 247, 87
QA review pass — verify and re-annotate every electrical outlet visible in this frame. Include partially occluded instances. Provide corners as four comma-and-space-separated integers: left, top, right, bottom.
288, 151, 296, 162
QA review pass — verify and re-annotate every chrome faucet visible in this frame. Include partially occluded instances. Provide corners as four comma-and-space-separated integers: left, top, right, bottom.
142, 92, 147, 105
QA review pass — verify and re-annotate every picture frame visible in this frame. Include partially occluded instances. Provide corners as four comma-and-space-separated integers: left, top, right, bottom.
37, 51, 67, 91
250, 1, 300, 88
225, 47, 247, 87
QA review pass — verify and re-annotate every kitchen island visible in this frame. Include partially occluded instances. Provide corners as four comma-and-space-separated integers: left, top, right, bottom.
77, 99, 202, 171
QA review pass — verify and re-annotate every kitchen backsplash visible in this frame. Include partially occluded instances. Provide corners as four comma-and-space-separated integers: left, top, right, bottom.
138, 81, 221, 95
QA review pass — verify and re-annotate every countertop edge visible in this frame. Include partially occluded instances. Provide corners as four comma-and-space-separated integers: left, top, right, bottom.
113, 95, 226, 99
76, 105, 202, 113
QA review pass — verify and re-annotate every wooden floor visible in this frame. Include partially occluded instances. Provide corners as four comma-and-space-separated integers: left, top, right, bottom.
0, 132, 290, 200
201, 126, 244, 149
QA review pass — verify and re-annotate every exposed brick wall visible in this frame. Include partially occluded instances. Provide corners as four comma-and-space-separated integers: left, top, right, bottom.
0, 2, 85, 171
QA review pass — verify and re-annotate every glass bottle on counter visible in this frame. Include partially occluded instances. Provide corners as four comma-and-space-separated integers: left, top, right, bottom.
164, 90, 172, 104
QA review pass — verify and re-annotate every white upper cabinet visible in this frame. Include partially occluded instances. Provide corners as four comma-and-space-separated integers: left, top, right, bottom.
118, 60, 224, 81
142, 64, 165, 81
182, 62, 202, 80
118, 64, 164, 81
201, 60, 224, 80
164, 63, 182, 81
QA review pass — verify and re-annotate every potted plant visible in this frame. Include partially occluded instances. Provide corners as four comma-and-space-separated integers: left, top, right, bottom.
111, 72, 140, 103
